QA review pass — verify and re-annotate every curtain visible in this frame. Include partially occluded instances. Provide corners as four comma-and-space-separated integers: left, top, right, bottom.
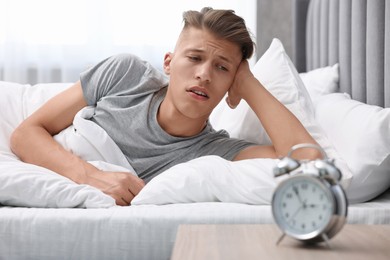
0, 0, 256, 84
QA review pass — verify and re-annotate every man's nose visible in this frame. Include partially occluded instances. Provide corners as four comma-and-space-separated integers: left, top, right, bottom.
195, 62, 212, 83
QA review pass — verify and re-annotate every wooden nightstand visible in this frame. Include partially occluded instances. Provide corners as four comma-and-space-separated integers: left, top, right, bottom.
171, 224, 390, 260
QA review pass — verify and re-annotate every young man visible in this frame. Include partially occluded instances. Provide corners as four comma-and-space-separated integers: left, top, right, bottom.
10, 8, 320, 206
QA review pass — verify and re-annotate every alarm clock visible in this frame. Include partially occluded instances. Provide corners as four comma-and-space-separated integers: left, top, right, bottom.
271, 143, 348, 247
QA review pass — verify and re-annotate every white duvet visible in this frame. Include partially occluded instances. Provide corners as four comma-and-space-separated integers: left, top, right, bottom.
0, 81, 283, 208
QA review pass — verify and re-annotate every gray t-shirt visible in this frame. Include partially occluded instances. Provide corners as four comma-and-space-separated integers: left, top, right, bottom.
80, 53, 255, 182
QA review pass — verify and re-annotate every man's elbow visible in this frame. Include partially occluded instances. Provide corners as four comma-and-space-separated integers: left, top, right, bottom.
10, 126, 27, 158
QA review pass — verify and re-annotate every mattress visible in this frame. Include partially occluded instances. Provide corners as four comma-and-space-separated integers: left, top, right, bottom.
2, 190, 390, 260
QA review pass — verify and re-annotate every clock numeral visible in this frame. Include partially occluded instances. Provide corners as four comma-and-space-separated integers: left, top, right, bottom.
312, 221, 317, 228
301, 183, 308, 190
286, 193, 293, 199
285, 212, 290, 218
301, 223, 306, 229
282, 202, 286, 208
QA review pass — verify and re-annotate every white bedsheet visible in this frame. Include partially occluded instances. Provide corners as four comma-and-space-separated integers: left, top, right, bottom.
1, 190, 390, 260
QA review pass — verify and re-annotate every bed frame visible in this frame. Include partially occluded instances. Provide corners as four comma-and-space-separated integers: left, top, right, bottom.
1, 1, 389, 259
292, 0, 389, 108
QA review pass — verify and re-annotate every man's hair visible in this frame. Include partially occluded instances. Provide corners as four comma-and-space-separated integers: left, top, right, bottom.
182, 7, 255, 60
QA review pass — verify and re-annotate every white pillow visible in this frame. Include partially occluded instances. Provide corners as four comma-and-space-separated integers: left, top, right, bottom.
23, 82, 73, 116
0, 81, 28, 158
0, 81, 70, 159
132, 155, 279, 205
315, 93, 390, 203
210, 38, 352, 187
299, 64, 339, 101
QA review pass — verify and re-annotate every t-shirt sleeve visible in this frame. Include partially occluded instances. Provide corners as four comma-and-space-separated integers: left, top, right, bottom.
79, 53, 167, 105
192, 128, 257, 161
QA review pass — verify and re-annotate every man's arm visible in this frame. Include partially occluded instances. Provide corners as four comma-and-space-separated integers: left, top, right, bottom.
228, 61, 321, 161
10, 81, 144, 205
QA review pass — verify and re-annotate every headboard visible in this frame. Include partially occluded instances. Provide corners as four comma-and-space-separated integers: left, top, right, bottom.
292, 0, 390, 108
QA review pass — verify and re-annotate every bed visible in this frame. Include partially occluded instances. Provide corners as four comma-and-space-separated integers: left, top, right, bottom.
1, 0, 390, 259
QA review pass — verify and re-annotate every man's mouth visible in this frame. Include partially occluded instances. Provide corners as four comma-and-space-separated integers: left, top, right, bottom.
190, 89, 209, 98
187, 87, 209, 99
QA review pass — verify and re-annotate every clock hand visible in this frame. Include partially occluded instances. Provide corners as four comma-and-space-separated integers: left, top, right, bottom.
289, 206, 302, 222
293, 186, 303, 204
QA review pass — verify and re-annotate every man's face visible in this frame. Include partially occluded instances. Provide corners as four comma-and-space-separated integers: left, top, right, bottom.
163, 27, 242, 121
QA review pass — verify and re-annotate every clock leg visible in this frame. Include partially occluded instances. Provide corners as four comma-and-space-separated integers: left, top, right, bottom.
276, 233, 286, 246
321, 233, 331, 249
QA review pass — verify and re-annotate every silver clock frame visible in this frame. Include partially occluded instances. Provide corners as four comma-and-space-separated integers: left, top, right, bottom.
271, 143, 348, 246
272, 174, 348, 244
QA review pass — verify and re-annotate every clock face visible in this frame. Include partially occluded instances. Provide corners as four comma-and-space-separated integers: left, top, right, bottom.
272, 175, 335, 240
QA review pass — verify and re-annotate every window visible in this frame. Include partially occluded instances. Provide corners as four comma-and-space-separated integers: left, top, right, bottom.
0, 0, 256, 83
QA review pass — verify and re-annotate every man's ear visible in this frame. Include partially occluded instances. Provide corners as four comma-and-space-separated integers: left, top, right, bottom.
163, 52, 173, 75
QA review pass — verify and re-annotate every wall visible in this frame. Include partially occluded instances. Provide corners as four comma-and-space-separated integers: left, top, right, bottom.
256, 0, 292, 59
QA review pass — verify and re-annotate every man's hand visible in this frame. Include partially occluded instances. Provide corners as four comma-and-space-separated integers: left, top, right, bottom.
226, 60, 257, 109
85, 170, 145, 206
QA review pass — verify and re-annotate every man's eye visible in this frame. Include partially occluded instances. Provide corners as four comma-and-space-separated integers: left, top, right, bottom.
217, 65, 228, 71
188, 56, 200, 61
